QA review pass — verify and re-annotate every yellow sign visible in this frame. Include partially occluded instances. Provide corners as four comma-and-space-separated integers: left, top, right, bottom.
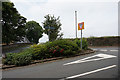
78, 22, 84, 30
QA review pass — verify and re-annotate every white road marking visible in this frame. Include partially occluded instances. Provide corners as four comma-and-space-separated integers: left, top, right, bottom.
63, 53, 116, 66
100, 49, 107, 51
92, 49, 98, 51
65, 65, 116, 79
110, 50, 118, 52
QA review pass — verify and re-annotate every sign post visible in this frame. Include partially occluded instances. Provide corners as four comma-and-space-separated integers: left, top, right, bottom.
45, 26, 55, 41
81, 29, 82, 49
78, 22, 84, 49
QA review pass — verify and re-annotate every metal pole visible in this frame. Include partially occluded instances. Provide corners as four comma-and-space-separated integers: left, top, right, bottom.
48, 26, 50, 41
75, 11, 77, 38
81, 29, 82, 49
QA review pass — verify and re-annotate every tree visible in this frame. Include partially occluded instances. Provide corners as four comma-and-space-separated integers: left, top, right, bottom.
25, 21, 43, 44
42, 14, 63, 41
2, 2, 26, 45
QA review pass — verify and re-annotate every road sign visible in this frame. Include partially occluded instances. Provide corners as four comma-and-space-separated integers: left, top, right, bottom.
78, 22, 84, 49
45, 26, 55, 29
44, 26, 55, 41
78, 22, 84, 30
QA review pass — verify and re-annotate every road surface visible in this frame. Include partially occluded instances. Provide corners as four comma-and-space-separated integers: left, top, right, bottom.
3, 46, 30, 54
2, 47, 119, 80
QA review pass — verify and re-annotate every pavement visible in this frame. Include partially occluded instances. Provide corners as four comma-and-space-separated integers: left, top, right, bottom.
1, 47, 119, 80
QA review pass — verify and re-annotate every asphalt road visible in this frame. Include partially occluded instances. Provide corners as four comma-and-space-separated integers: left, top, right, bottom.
2, 47, 119, 80
3, 46, 30, 54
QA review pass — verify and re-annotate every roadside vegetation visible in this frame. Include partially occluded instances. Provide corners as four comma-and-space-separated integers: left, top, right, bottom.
62, 36, 120, 46
2, 39, 89, 66
87, 36, 120, 46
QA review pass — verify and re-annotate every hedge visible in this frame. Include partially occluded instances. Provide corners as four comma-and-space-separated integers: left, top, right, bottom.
3, 39, 88, 66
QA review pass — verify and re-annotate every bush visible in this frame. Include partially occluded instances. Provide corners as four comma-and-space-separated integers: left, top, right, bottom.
3, 39, 88, 66
31, 44, 48, 60
48, 46, 64, 57
74, 38, 88, 50
22, 47, 34, 58
3, 48, 33, 66
3, 53, 17, 65
13, 52, 32, 66
45, 40, 79, 56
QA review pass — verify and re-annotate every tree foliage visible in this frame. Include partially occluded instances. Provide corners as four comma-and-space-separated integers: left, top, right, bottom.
2, 2, 26, 45
42, 14, 63, 41
25, 21, 43, 44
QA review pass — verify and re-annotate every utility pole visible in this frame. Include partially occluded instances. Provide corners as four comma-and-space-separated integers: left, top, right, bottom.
75, 11, 77, 38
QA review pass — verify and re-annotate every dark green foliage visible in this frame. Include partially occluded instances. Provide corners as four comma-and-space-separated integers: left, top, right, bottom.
46, 40, 79, 56
42, 14, 63, 41
48, 46, 64, 57
3, 53, 16, 65
25, 21, 43, 44
3, 48, 33, 66
74, 38, 88, 50
13, 52, 32, 66
82, 39, 88, 50
2, 2, 26, 45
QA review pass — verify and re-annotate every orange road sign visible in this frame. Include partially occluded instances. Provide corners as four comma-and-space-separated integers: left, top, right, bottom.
78, 22, 84, 30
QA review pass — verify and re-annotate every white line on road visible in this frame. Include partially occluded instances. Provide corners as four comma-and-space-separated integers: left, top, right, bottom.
65, 65, 116, 79
110, 50, 118, 52
92, 49, 98, 51
100, 49, 108, 51
63, 53, 116, 66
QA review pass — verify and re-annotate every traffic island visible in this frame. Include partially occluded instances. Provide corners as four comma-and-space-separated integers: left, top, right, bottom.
2, 49, 95, 70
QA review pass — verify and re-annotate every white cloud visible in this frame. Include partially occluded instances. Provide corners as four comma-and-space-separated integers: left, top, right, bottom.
38, 33, 48, 43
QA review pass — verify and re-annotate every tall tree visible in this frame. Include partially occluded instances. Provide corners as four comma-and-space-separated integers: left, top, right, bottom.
2, 2, 26, 45
42, 14, 63, 41
25, 21, 43, 44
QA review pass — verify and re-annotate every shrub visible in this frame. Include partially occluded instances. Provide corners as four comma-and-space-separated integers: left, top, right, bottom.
3, 39, 87, 66
3, 48, 33, 66
48, 46, 64, 57
31, 44, 48, 60
22, 47, 34, 58
74, 38, 88, 50
13, 52, 32, 66
45, 40, 79, 56
82, 39, 88, 50
3, 53, 17, 65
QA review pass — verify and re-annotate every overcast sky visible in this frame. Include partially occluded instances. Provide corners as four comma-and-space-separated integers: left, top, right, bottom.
10, 0, 119, 43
